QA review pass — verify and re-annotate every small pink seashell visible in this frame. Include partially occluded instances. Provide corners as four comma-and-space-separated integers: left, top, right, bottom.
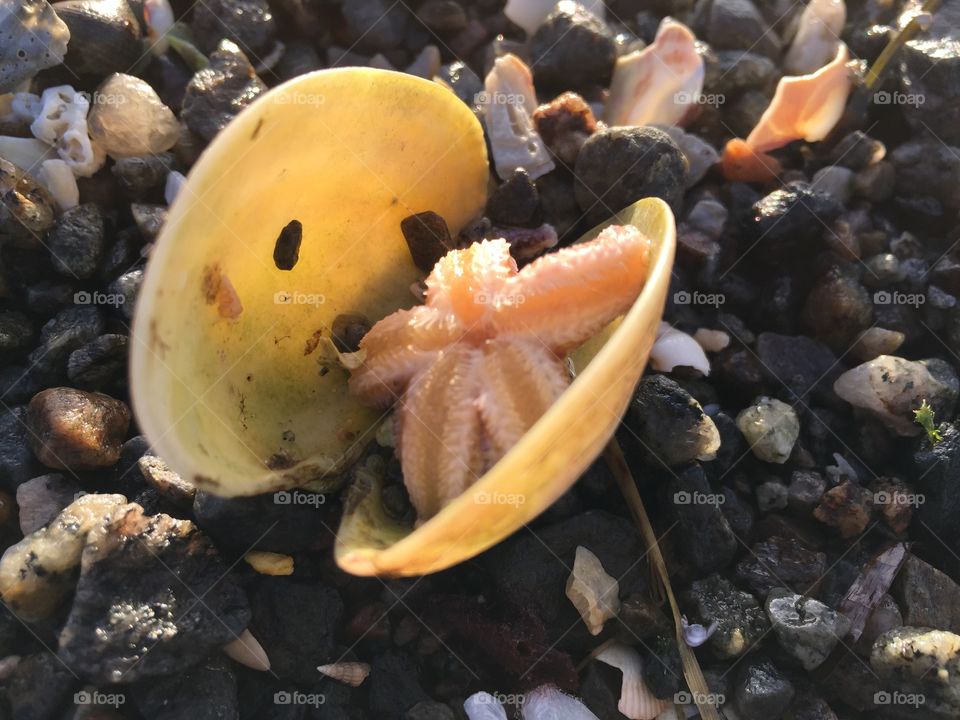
604, 19, 704, 128
595, 643, 670, 720
744, 43, 852, 154
317, 661, 371, 687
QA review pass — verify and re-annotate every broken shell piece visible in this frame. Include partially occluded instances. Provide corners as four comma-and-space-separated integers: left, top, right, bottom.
144, 0, 175, 54
783, 0, 846, 76
243, 550, 294, 576
464, 692, 508, 720
595, 643, 669, 720
37, 158, 79, 210
605, 19, 704, 128
744, 43, 852, 154
317, 661, 371, 687
693, 328, 730, 353
481, 54, 555, 181
566, 546, 620, 635
223, 629, 271, 671
0, 136, 55, 171
522, 685, 599, 720
30, 85, 106, 177
721, 138, 781, 183
504, 0, 605, 37
651, 322, 710, 376
681, 615, 718, 647
0, 0, 71, 93
165, 170, 187, 205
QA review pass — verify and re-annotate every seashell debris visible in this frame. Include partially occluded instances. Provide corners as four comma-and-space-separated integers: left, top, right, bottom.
37, 158, 79, 211
223, 629, 271, 671
605, 18, 704, 128
744, 43, 852, 154
317, 661, 371, 687
651, 322, 711, 376
783, 0, 847, 76
565, 546, 621, 635
243, 550, 294, 576
31, 85, 106, 177
480, 54, 555, 181
595, 643, 670, 720
0, 0, 70, 93
681, 615, 719, 647
464, 692, 508, 720
522, 684, 600, 719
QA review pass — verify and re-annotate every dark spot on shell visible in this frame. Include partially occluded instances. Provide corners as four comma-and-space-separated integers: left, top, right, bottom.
266, 452, 296, 470
201, 264, 221, 304
252, 117, 264, 139
194, 474, 220, 487
304, 328, 324, 356
282, 430, 296, 442
273, 220, 302, 270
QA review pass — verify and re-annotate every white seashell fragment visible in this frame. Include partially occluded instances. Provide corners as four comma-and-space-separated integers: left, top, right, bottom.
165, 170, 187, 206
566, 546, 620, 635
744, 43, 852, 153
144, 0, 176, 55
30, 85, 106, 177
681, 615, 718, 647
317, 661, 372, 687
10, 92, 41, 122
464, 691, 509, 720
223, 629, 271, 671
595, 643, 669, 720
783, 0, 846, 75
37, 159, 78, 210
0, 136, 55, 172
693, 328, 730, 353
504, 0, 605, 37
243, 550, 294, 576
605, 19, 704, 128
481, 54, 555, 181
522, 685, 600, 720
651, 322, 710, 376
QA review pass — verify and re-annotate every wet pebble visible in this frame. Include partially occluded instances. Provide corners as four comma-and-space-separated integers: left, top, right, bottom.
694, 0, 780, 58
628, 374, 720, 467
890, 138, 960, 214
736, 396, 799, 464
735, 535, 827, 597
530, 2, 616, 92
7, 652, 77, 720
26, 387, 130, 470
812, 166, 854, 205
0, 311, 33, 360
755, 332, 839, 400
667, 463, 738, 576
0, 406, 35, 489
899, 34, 960, 146
0, 159, 56, 248
190, 0, 277, 56
685, 199, 727, 240
574, 126, 686, 224
343, 0, 409, 53
67, 334, 128, 392
47, 203, 105, 279
891, 554, 960, 635
436, 61, 483, 107
15, 472, 78, 534
111, 153, 176, 199
801, 266, 873, 349
744, 184, 842, 262
683, 573, 770, 659
107, 268, 143, 320
486, 169, 542, 228
131, 656, 238, 720
416, 1, 467, 35
787, 470, 826, 515
400, 211, 454, 273
710, 50, 778, 96
766, 589, 851, 670
54, 0, 142, 77
734, 658, 795, 720
181, 40, 267, 143
871, 626, 960, 717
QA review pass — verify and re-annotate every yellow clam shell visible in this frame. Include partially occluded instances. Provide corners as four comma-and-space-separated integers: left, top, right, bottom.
130, 69, 488, 496
336, 197, 676, 576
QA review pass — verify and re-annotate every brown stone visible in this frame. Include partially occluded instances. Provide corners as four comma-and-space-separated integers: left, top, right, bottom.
27, 388, 130, 470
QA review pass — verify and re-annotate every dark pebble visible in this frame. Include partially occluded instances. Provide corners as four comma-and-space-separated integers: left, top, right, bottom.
112, 153, 176, 199
331, 313, 371, 353
890, 138, 960, 214
710, 50, 779, 96
7, 652, 77, 720
535, 172, 581, 240
801, 265, 873, 349
734, 658, 795, 720
182, 40, 267, 143
683, 573, 770, 659
250, 579, 344, 686
273, 219, 302, 271
66, 334, 128, 392
58, 506, 251, 682
744, 184, 843, 262
191, 0, 276, 55
369, 649, 430, 720
826, 131, 886, 171
486, 169, 542, 228
107, 269, 143, 320
531, 3, 617, 91
574, 126, 687, 224
909, 423, 960, 578
47, 203, 105, 279
735, 535, 827, 598
899, 35, 960, 145
642, 639, 682, 698
532, 91, 598, 167
694, 0, 781, 58
132, 656, 238, 720
405, 700, 456, 720
23, 281, 75, 318
0, 310, 34, 360
400, 211, 454, 272
666, 463, 738, 577
0, 406, 36, 490
28, 305, 104, 383
436, 61, 483, 108
27, 387, 129, 471
416, 0, 468, 35
755, 333, 839, 400
343, 0, 409, 53
193, 489, 337, 554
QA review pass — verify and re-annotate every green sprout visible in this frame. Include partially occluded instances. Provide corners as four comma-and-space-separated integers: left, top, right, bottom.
913, 399, 943, 445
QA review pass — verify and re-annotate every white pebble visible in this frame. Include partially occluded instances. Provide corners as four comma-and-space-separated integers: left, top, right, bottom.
37, 159, 79, 210
165, 170, 187, 206
464, 692, 509, 720
693, 328, 730, 353
88, 73, 180, 159
651, 322, 711, 376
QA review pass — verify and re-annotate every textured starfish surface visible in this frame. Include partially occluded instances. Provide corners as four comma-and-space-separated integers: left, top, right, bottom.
349, 224, 652, 522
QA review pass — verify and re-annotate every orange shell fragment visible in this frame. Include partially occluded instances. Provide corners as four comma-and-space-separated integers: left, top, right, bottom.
721, 138, 782, 184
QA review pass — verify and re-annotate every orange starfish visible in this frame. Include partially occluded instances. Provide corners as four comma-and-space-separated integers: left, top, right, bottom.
349, 225, 652, 521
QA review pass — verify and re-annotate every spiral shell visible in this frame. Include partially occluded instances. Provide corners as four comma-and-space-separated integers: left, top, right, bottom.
317, 661, 371, 687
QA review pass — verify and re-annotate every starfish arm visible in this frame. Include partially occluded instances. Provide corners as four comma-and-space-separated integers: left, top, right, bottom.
492, 225, 651, 354
477, 337, 571, 458
396, 344, 485, 522
350, 305, 462, 407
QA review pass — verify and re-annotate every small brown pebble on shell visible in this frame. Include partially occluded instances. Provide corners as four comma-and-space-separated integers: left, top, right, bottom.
400, 211, 454, 272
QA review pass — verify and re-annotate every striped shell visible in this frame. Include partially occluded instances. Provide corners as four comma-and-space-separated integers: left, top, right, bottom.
317, 661, 371, 686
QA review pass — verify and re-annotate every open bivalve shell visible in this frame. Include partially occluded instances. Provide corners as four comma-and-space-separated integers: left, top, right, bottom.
132, 67, 676, 577
130, 69, 488, 497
